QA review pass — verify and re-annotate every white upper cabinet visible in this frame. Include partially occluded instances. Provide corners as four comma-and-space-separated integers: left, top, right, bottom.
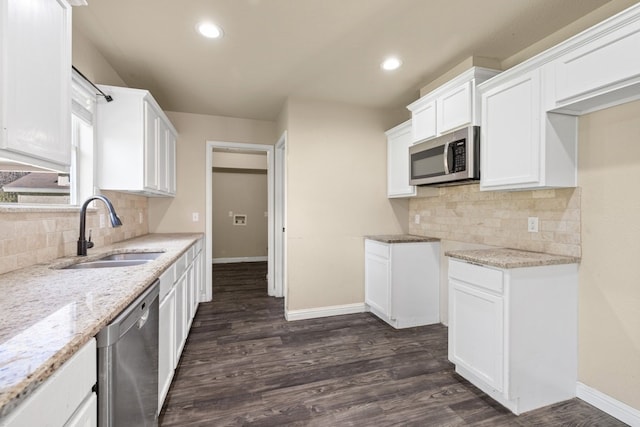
96, 85, 178, 197
479, 3, 640, 191
407, 67, 500, 144
437, 81, 472, 134
386, 120, 416, 198
479, 70, 578, 191
0, 0, 71, 172
547, 5, 640, 114
408, 99, 436, 142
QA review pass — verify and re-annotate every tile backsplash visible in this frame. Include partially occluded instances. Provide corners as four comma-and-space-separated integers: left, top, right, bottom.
409, 184, 581, 257
0, 191, 148, 275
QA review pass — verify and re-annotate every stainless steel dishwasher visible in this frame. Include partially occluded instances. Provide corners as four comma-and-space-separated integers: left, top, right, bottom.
97, 280, 160, 427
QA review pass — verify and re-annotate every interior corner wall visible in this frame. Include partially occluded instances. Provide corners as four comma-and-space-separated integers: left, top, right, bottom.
148, 111, 277, 233
212, 170, 268, 259
284, 98, 409, 312
577, 100, 640, 410
72, 26, 127, 86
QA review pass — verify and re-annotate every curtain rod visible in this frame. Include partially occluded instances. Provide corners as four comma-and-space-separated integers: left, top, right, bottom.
72, 66, 113, 102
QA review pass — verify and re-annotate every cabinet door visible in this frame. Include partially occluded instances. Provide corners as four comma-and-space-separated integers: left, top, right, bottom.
0, 0, 71, 171
553, 18, 640, 105
365, 252, 391, 317
157, 120, 169, 193
437, 81, 472, 134
143, 102, 159, 191
411, 99, 437, 142
449, 280, 504, 392
185, 263, 194, 328
167, 131, 177, 195
386, 121, 416, 198
64, 393, 97, 427
480, 70, 541, 190
158, 288, 175, 411
174, 275, 187, 364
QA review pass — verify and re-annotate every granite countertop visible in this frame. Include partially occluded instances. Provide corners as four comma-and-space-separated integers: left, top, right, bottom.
0, 233, 203, 420
365, 234, 439, 244
445, 248, 580, 269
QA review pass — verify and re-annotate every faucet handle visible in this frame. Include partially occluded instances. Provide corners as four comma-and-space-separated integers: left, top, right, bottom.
87, 229, 94, 249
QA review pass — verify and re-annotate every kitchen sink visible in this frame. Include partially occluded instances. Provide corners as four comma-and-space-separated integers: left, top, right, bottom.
63, 259, 152, 269
98, 252, 164, 261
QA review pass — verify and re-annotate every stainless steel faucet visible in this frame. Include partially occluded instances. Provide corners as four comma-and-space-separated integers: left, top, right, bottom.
77, 195, 123, 256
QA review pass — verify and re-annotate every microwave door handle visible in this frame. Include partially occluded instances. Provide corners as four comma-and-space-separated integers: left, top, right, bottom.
443, 142, 450, 174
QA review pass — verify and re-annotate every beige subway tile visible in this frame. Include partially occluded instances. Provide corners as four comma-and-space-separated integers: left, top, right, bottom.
532, 189, 556, 199
0, 255, 18, 275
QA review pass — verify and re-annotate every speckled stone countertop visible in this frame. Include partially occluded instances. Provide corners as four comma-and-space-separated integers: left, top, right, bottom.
445, 248, 580, 269
0, 233, 203, 420
365, 234, 439, 244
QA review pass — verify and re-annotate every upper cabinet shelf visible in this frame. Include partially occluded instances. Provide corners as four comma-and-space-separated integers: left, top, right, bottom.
96, 85, 178, 197
479, 2, 640, 191
0, 0, 72, 172
407, 67, 500, 144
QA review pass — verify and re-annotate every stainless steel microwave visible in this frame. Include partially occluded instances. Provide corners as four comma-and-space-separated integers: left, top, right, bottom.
409, 126, 480, 186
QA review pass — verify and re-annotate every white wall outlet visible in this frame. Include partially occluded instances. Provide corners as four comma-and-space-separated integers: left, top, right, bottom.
99, 214, 105, 228
228, 211, 233, 217
192, 212, 199, 222
414, 214, 420, 224
264, 211, 268, 217
528, 216, 539, 233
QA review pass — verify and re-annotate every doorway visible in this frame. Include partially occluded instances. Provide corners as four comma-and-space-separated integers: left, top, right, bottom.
205, 138, 285, 301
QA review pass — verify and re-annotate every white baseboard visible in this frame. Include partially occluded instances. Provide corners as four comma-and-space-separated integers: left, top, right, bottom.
577, 382, 640, 427
285, 303, 366, 321
212, 256, 268, 264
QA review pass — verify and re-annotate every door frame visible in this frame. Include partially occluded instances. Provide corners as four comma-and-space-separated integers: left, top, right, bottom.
205, 140, 275, 300
274, 132, 287, 300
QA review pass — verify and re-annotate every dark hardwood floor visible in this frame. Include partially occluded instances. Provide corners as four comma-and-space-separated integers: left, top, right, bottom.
159, 262, 625, 426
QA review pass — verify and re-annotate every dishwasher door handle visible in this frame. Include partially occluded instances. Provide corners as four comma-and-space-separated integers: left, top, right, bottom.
138, 309, 150, 329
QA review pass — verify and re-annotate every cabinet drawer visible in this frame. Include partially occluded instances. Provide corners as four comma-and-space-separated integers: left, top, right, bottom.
175, 253, 187, 279
449, 259, 503, 294
186, 245, 195, 265
159, 263, 176, 301
365, 240, 389, 259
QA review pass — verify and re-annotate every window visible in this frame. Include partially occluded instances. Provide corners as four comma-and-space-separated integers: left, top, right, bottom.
0, 69, 96, 205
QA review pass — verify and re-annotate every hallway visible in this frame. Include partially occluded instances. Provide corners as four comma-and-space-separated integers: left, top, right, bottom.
159, 262, 623, 426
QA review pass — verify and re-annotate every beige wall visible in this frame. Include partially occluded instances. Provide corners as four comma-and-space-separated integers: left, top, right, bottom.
284, 98, 408, 311
148, 111, 277, 233
72, 30, 126, 86
578, 100, 640, 409
212, 170, 268, 259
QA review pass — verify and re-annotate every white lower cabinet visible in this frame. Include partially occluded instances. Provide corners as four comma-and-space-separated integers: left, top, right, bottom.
174, 273, 187, 364
0, 339, 96, 427
157, 238, 206, 412
448, 258, 578, 415
65, 393, 97, 427
364, 239, 440, 328
158, 286, 176, 410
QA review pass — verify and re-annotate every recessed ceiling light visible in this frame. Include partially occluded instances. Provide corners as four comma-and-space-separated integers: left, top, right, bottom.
197, 22, 223, 39
381, 57, 402, 71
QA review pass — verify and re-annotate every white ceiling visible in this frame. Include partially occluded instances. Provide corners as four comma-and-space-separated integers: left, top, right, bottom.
73, 0, 615, 121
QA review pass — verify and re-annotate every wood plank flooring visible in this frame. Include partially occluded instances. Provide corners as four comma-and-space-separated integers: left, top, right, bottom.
159, 262, 625, 426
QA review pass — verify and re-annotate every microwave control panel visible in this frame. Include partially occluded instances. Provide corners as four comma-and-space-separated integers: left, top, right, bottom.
451, 140, 466, 172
